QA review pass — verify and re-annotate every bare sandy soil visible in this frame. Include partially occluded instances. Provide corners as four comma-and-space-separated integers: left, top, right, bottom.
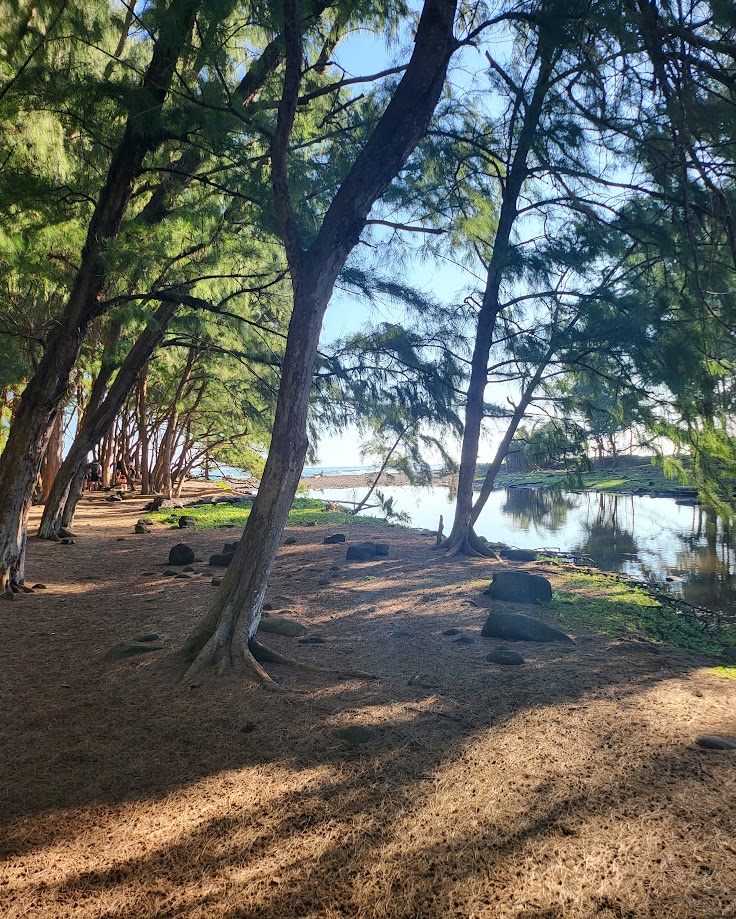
1, 484, 735, 918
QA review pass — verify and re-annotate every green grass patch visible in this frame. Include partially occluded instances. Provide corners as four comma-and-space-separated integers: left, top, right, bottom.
153, 496, 394, 530
553, 568, 735, 656
708, 666, 736, 680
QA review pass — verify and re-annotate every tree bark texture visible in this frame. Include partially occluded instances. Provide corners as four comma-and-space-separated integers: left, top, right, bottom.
0, 0, 198, 588
183, 0, 459, 683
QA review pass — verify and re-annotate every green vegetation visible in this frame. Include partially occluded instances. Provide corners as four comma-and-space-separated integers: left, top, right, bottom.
552, 568, 736, 658
154, 497, 395, 530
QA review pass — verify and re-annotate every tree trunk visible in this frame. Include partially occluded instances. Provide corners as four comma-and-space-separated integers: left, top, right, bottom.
442, 41, 555, 558
183, 0, 459, 684
352, 424, 411, 515
0, 0, 198, 589
38, 302, 177, 537
138, 365, 151, 494
39, 411, 64, 503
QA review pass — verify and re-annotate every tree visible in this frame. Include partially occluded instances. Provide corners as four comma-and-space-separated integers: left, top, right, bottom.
182, 0, 460, 684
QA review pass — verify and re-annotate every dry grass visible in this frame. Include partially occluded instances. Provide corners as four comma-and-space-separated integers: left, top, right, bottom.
1, 485, 735, 918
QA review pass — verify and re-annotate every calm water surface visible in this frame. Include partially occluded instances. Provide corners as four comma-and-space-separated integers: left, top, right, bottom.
308, 483, 736, 615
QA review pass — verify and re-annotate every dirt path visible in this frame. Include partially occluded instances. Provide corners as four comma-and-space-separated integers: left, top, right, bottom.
1, 487, 734, 918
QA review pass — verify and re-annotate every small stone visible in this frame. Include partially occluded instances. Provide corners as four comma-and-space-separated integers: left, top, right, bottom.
330, 565, 341, 572
137, 518, 155, 526
179, 515, 197, 528
61, 538, 75, 545
263, 603, 274, 611
163, 569, 177, 577
242, 722, 257, 733
696, 735, 736, 750
299, 635, 327, 644
211, 578, 222, 586
324, 533, 346, 544
209, 552, 235, 567
332, 725, 376, 744
257, 616, 308, 637
283, 537, 297, 545
486, 649, 525, 665
222, 541, 240, 554
168, 543, 195, 565
318, 578, 330, 586
134, 524, 149, 534
443, 628, 461, 636
183, 565, 195, 572
32, 583, 46, 590
134, 633, 160, 643
175, 573, 191, 579
453, 635, 476, 645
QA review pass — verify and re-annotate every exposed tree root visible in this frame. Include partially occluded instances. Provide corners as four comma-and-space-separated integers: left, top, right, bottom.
250, 638, 378, 681
442, 529, 499, 559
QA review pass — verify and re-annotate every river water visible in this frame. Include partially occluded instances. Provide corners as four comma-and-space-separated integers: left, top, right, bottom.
307, 483, 736, 614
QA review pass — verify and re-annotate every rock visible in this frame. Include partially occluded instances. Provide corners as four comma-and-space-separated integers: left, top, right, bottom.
483, 570, 552, 603
500, 548, 538, 562
134, 633, 160, 642
178, 515, 197, 528
1, 589, 15, 601
61, 538, 75, 545
318, 578, 330, 586
106, 494, 122, 502
723, 645, 736, 661
257, 616, 308, 637
58, 528, 77, 538
183, 565, 195, 572
324, 533, 346, 544
211, 578, 222, 586
263, 603, 274, 611
242, 721, 257, 733
134, 524, 150, 534
209, 552, 235, 567
453, 635, 476, 645
168, 543, 195, 565
330, 565, 341, 572
103, 640, 164, 661
443, 628, 461, 636
332, 725, 376, 744
175, 573, 191, 579
283, 537, 297, 545
345, 541, 388, 561
32, 583, 46, 590
481, 611, 574, 643
486, 649, 525, 665
222, 541, 239, 554
137, 518, 156, 526
696, 734, 736, 751
299, 635, 327, 644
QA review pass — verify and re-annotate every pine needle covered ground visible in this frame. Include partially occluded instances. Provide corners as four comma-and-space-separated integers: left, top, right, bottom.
1, 483, 734, 918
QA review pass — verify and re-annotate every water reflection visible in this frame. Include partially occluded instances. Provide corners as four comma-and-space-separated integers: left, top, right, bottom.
500, 487, 578, 534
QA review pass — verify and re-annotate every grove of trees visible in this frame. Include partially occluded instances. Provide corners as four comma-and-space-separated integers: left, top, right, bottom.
2, 0, 735, 682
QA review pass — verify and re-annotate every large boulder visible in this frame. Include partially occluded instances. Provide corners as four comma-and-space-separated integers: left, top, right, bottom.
324, 533, 346, 544
483, 570, 552, 603
168, 543, 195, 565
481, 611, 573, 643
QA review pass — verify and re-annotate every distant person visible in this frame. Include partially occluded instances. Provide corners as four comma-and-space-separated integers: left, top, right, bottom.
87, 460, 102, 491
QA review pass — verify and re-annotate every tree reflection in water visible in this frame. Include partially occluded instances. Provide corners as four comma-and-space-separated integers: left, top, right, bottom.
574, 493, 640, 573
672, 509, 736, 616
500, 486, 579, 535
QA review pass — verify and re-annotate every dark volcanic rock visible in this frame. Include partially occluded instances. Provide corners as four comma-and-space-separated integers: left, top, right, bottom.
443, 628, 461, 636
481, 611, 573, 643
499, 548, 538, 562
168, 543, 195, 566
257, 616, 307, 637
103, 640, 163, 661
346, 541, 389, 562
178, 515, 197, 528
483, 570, 552, 603
324, 533, 346, 544
283, 537, 297, 546
453, 635, 476, 645
222, 541, 240, 554
209, 552, 236, 567
696, 734, 736, 750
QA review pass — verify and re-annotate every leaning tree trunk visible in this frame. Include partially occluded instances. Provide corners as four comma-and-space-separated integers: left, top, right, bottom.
183, 0, 459, 684
39, 412, 64, 503
442, 43, 555, 558
0, 0, 197, 589
38, 302, 177, 537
